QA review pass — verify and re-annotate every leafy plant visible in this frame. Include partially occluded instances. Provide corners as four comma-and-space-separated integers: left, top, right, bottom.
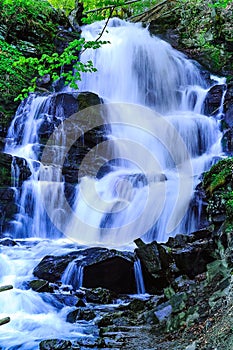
14, 37, 109, 100
0, 40, 34, 112
0, 0, 65, 55
209, 0, 231, 8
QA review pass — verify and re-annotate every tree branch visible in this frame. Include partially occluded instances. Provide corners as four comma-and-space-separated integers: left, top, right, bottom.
129, 0, 168, 21
81, 6, 115, 55
84, 0, 141, 14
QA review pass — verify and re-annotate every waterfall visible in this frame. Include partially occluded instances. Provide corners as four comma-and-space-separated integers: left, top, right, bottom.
134, 258, 146, 294
4, 18, 223, 245
0, 17, 226, 349
61, 261, 84, 290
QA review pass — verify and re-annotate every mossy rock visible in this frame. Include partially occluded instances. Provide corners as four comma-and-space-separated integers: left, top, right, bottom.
203, 157, 233, 232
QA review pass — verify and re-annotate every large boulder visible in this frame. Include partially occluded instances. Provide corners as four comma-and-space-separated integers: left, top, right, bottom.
135, 230, 216, 293
33, 247, 135, 294
203, 84, 226, 117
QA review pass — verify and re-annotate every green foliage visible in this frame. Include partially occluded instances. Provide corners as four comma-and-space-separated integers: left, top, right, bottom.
48, 0, 75, 14
204, 158, 233, 195
0, 0, 61, 55
204, 158, 233, 233
0, 40, 34, 113
210, 0, 231, 8
177, 0, 233, 73
14, 38, 108, 100
48, 0, 155, 23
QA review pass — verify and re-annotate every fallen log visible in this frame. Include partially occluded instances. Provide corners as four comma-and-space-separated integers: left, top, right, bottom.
0, 317, 10, 326
0, 285, 13, 293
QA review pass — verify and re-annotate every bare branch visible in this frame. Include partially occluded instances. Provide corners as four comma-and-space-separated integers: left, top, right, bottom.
84, 0, 141, 14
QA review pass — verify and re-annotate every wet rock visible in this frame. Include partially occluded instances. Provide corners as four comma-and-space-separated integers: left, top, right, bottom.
0, 188, 18, 235
134, 238, 171, 293
83, 287, 116, 304
154, 304, 172, 324
0, 152, 31, 187
39, 339, 72, 350
0, 238, 18, 246
127, 298, 147, 313
203, 84, 226, 116
33, 254, 75, 282
97, 311, 134, 327
43, 294, 80, 309
29, 279, 53, 293
167, 233, 215, 278
33, 247, 135, 294
36, 74, 51, 90
67, 307, 96, 323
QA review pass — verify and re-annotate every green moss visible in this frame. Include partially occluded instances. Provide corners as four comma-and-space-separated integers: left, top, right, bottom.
203, 158, 233, 232
204, 158, 233, 194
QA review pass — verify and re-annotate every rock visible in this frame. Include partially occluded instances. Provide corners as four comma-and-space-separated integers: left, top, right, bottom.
134, 238, 171, 293
154, 304, 172, 324
97, 311, 134, 327
43, 294, 80, 309
33, 254, 75, 282
0, 187, 18, 234
168, 235, 215, 278
39, 339, 72, 350
33, 247, 135, 294
83, 287, 116, 304
127, 298, 147, 313
0, 152, 31, 187
29, 279, 53, 293
0, 238, 18, 246
36, 74, 51, 90
83, 255, 135, 294
203, 84, 226, 116
66, 307, 96, 323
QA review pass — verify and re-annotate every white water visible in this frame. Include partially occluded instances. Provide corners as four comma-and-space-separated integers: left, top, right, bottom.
134, 258, 146, 294
61, 261, 84, 290
1, 18, 225, 348
0, 240, 95, 349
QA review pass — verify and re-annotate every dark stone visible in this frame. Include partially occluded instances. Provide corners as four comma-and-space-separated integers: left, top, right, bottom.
66, 307, 96, 323
36, 74, 51, 90
128, 298, 147, 312
33, 254, 75, 282
169, 236, 215, 278
0, 152, 31, 187
33, 247, 135, 294
54, 30, 81, 56
203, 84, 227, 116
83, 287, 116, 304
154, 303, 172, 324
39, 339, 72, 350
135, 238, 171, 294
0, 238, 18, 246
43, 294, 80, 309
29, 279, 53, 293
83, 256, 135, 294
222, 82, 233, 153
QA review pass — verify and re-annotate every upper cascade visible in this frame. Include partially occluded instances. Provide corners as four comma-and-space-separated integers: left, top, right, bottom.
79, 18, 207, 114
4, 18, 223, 245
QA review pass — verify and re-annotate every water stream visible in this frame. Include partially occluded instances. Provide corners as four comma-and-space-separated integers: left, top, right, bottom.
0, 18, 224, 348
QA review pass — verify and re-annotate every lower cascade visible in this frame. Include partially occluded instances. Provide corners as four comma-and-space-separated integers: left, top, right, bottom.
0, 18, 226, 349
134, 258, 146, 295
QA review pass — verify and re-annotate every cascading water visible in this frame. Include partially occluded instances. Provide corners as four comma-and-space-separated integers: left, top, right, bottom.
0, 18, 225, 348
61, 261, 84, 290
134, 258, 146, 295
